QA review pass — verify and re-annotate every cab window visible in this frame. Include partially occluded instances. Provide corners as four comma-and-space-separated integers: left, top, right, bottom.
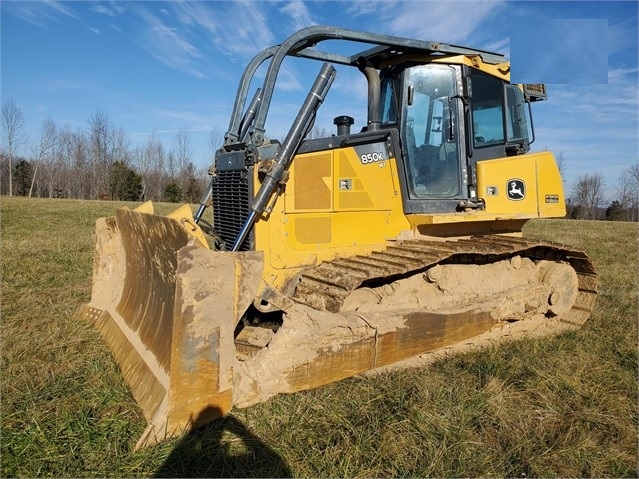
471, 71, 505, 147
505, 85, 530, 143
403, 65, 460, 198
380, 75, 398, 124
471, 71, 531, 148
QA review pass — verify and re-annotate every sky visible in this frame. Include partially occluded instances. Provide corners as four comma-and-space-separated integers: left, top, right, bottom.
2, 0, 637, 202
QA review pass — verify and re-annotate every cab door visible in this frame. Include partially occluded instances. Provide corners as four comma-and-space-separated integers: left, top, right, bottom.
392, 64, 468, 214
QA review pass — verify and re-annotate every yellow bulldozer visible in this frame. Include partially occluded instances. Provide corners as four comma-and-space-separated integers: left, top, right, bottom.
79, 26, 597, 448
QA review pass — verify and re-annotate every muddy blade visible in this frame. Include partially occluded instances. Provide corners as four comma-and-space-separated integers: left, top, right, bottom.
79, 207, 263, 448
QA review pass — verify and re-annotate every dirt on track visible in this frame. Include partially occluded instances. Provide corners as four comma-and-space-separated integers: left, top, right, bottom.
291, 235, 598, 326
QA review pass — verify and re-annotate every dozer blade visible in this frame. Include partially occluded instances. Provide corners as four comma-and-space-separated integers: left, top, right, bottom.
79, 204, 263, 448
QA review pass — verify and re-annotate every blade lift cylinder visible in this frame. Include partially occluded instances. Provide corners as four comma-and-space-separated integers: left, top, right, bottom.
231, 62, 336, 251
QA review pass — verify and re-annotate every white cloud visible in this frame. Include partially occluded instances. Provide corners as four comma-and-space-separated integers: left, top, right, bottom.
3, 0, 77, 27
92, 4, 115, 17
609, 16, 638, 56
91, 1, 125, 17
209, 1, 275, 56
92, 5, 111, 16
480, 37, 510, 58
343, 0, 400, 19
608, 67, 639, 82
532, 64, 638, 197
151, 107, 214, 132
275, 64, 305, 92
134, 7, 207, 79
386, 1, 505, 44
279, 0, 316, 31
170, 1, 218, 36
160, 1, 276, 60
108, 23, 123, 34
32, 77, 100, 93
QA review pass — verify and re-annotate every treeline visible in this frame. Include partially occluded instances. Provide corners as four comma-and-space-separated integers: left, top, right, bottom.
1, 100, 214, 203
2, 100, 637, 221
566, 168, 639, 222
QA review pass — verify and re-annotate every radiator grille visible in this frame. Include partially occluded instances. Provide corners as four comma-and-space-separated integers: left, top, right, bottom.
212, 168, 253, 251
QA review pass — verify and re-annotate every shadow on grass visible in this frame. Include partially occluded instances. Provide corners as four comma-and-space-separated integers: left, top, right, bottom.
154, 407, 291, 478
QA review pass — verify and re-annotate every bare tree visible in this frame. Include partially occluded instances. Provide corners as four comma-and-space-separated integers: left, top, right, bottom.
571, 172, 605, 220
556, 151, 567, 183
615, 164, 639, 221
183, 161, 205, 203
130, 144, 146, 200
208, 128, 222, 159
88, 110, 111, 199
306, 125, 328, 139
56, 128, 74, 198
111, 128, 130, 164
131, 144, 145, 170
1, 100, 27, 196
173, 127, 193, 188
68, 130, 90, 199
166, 150, 177, 182
139, 131, 166, 201
106, 128, 130, 200
29, 116, 57, 197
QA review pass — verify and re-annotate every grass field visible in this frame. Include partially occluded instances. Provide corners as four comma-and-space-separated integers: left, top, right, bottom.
1, 196, 637, 478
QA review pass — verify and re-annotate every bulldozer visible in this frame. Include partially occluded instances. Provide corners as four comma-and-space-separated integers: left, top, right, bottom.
79, 25, 598, 449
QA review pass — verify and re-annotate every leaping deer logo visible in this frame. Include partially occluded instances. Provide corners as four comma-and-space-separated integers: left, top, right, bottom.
507, 179, 525, 200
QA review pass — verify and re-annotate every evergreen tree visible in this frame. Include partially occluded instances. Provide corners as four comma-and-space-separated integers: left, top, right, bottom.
184, 177, 203, 204
606, 200, 626, 221
110, 160, 143, 201
13, 159, 32, 196
163, 182, 183, 203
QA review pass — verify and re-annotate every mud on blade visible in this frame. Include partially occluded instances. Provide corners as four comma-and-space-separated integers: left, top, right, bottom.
79, 205, 263, 449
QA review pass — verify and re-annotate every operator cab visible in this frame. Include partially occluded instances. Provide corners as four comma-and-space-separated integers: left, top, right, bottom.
378, 63, 536, 214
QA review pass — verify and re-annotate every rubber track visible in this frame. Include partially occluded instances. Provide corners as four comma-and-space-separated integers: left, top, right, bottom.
291, 235, 598, 327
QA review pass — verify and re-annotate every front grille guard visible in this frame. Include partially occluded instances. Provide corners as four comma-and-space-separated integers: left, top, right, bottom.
212, 167, 254, 251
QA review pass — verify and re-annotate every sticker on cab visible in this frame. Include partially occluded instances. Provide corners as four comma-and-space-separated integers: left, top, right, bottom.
355, 143, 388, 165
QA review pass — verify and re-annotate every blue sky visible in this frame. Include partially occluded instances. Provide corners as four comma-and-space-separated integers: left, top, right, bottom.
2, 1, 637, 201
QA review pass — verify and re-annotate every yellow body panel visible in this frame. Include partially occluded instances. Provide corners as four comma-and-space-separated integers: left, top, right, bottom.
253, 146, 411, 290
387, 54, 510, 82
476, 150, 566, 218
430, 54, 510, 81
252, 146, 565, 292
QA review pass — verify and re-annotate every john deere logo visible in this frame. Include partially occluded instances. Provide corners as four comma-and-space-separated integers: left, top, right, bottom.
507, 179, 525, 200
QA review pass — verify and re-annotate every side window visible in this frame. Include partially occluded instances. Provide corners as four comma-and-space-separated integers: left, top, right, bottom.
380, 76, 398, 124
505, 85, 530, 143
471, 71, 505, 147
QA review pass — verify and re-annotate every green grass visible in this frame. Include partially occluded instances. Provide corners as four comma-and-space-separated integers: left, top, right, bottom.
1, 197, 637, 477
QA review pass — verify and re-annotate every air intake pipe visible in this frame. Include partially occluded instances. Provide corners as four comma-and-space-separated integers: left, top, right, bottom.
334, 115, 354, 136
